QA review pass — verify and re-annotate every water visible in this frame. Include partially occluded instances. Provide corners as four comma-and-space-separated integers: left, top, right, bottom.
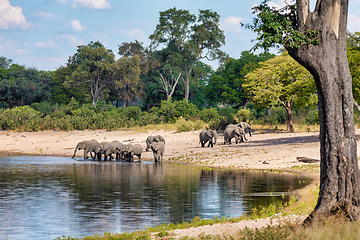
0, 156, 311, 239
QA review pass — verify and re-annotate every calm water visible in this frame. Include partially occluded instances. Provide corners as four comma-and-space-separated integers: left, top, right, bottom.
0, 156, 311, 239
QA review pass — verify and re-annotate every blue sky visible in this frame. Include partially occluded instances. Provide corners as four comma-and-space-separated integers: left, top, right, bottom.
1, 0, 360, 71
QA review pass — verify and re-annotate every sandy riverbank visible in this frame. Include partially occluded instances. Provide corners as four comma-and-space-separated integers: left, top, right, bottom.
1, 128, 357, 238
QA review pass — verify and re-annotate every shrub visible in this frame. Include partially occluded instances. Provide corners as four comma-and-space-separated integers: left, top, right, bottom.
199, 107, 220, 123
267, 107, 286, 125
305, 109, 319, 124
31, 101, 57, 116
0, 106, 42, 131
235, 109, 251, 122
125, 106, 142, 121
175, 116, 193, 132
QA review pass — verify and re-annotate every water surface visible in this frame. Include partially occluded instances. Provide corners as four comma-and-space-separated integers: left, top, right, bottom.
0, 156, 311, 239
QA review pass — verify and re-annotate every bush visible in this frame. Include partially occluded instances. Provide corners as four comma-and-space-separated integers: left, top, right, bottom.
0, 106, 42, 131
267, 107, 286, 125
235, 109, 251, 123
305, 109, 319, 124
175, 117, 193, 132
31, 101, 57, 116
175, 117, 205, 132
199, 107, 220, 123
158, 98, 199, 123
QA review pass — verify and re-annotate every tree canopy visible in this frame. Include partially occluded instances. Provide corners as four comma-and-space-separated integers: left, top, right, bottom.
64, 41, 116, 106
149, 7, 226, 101
244, 52, 316, 131
205, 51, 274, 107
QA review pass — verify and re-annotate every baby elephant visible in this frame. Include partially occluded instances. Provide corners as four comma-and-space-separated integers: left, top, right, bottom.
123, 144, 143, 162
150, 141, 165, 163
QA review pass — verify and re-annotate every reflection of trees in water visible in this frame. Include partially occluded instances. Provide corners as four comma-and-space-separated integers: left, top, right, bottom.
0, 160, 311, 226
69, 162, 203, 224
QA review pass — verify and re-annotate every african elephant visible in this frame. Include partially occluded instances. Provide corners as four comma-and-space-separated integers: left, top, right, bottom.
199, 129, 219, 147
226, 122, 252, 140
150, 141, 165, 163
145, 135, 166, 151
97, 141, 120, 161
238, 122, 252, 138
123, 144, 143, 162
72, 139, 99, 159
223, 126, 246, 144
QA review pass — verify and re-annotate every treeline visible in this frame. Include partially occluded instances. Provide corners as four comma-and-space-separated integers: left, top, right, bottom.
0, 8, 359, 132
0, 98, 320, 132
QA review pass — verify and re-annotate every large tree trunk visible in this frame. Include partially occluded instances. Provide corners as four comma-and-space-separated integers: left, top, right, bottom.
287, 0, 360, 221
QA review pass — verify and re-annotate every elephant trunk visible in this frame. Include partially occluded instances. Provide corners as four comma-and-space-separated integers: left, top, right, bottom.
72, 144, 79, 159
249, 128, 252, 137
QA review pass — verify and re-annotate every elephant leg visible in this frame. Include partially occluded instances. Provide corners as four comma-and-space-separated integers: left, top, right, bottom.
83, 149, 88, 159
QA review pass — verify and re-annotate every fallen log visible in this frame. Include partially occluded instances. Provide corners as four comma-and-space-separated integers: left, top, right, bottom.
297, 157, 320, 163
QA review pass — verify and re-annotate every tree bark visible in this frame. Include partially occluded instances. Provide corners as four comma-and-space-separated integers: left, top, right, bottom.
287, 0, 360, 221
281, 101, 294, 132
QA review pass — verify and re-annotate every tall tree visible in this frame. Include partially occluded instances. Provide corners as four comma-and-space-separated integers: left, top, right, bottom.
347, 32, 360, 105
0, 62, 52, 108
64, 41, 115, 106
245, 0, 360, 221
118, 41, 164, 109
150, 7, 226, 100
113, 55, 142, 107
244, 52, 316, 132
206, 51, 274, 107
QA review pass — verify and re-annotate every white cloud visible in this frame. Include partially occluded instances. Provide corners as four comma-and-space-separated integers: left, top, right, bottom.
34, 40, 59, 48
67, 19, 86, 32
221, 16, 244, 33
56, 34, 84, 46
124, 29, 146, 42
348, 14, 360, 32
60, 0, 112, 9
32, 11, 61, 21
0, 35, 24, 56
0, 0, 30, 30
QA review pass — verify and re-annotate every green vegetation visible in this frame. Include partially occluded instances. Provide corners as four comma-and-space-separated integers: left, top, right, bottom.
0, 98, 331, 131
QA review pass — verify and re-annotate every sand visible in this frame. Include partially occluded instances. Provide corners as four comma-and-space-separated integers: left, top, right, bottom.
1, 128, 358, 238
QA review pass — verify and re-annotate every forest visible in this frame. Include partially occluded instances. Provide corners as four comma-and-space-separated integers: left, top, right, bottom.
0, 8, 359, 132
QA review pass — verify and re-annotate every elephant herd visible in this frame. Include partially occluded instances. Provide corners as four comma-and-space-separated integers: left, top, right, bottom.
71, 135, 165, 163
199, 122, 252, 148
71, 122, 251, 162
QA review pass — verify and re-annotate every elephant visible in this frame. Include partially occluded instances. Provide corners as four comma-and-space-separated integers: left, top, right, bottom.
150, 141, 165, 163
123, 144, 143, 162
225, 122, 252, 140
145, 135, 166, 151
72, 139, 99, 159
238, 122, 252, 138
199, 129, 219, 147
223, 126, 246, 144
96, 141, 120, 161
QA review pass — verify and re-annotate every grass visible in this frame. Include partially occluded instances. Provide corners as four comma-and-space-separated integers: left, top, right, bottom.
252, 123, 320, 133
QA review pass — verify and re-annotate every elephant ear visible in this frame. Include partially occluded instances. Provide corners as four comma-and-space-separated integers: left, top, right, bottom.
205, 130, 212, 138
234, 127, 241, 134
